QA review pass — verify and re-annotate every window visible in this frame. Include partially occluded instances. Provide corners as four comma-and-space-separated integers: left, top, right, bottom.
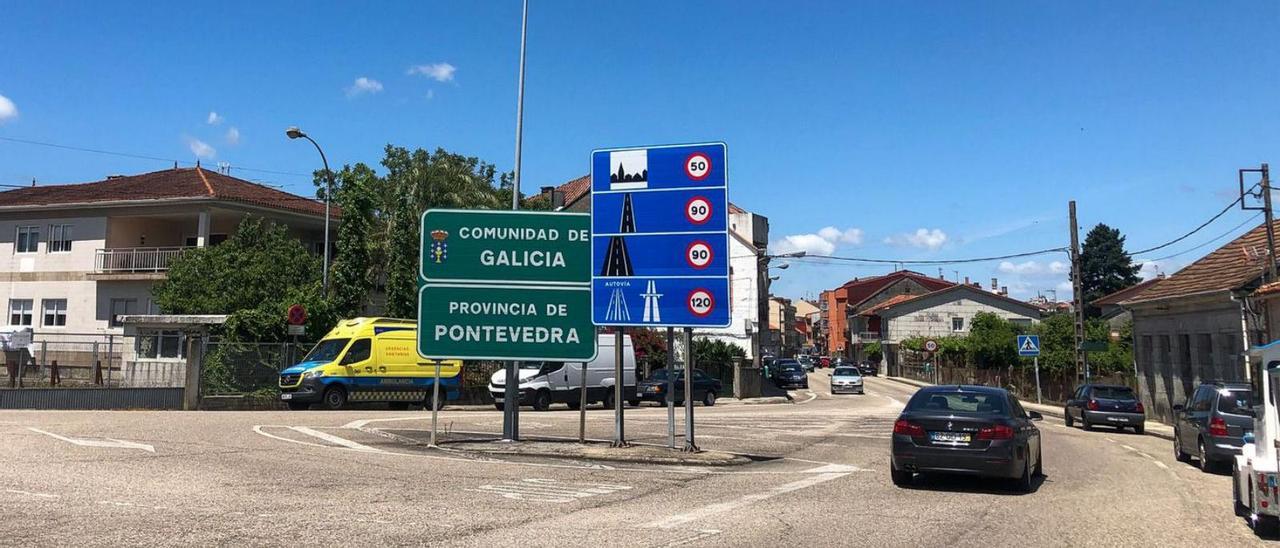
109, 298, 137, 328
15, 226, 38, 253
48, 224, 72, 252
1190, 387, 1213, 412
340, 338, 372, 365
905, 390, 1008, 415
8, 299, 32, 326
1092, 386, 1136, 400
41, 299, 67, 327
302, 338, 350, 363
135, 330, 184, 360
1218, 389, 1252, 416
951, 317, 965, 332
1009, 396, 1027, 419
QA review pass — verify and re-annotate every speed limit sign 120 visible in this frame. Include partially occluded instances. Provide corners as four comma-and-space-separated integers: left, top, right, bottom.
687, 289, 715, 317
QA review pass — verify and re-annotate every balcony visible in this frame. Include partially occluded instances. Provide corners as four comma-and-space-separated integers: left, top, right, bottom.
93, 247, 193, 275
852, 331, 881, 344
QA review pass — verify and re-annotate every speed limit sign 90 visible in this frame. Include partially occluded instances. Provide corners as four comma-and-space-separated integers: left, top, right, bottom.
685, 240, 713, 269
687, 289, 715, 317
684, 152, 711, 181
685, 196, 712, 225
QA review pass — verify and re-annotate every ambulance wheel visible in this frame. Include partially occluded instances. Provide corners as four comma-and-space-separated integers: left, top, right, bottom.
388, 402, 410, 411
321, 386, 347, 410
429, 394, 446, 411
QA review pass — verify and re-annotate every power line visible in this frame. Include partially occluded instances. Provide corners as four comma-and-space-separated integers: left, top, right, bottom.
1129, 187, 1251, 256
791, 246, 1068, 266
0, 135, 313, 179
1145, 212, 1262, 263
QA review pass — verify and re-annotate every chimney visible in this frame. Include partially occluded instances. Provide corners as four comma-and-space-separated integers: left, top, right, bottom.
1000, 286, 1008, 296
539, 186, 564, 208
1157, 272, 1166, 279
973, 282, 981, 289
991, 277, 998, 290
963, 276, 970, 285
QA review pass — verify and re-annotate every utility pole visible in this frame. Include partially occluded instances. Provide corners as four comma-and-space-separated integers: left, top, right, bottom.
1241, 164, 1276, 352
1069, 201, 1086, 381
502, 0, 530, 442
1262, 164, 1276, 282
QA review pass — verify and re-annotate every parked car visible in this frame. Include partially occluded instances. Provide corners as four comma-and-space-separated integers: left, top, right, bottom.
891, 385, 1043, 492
1064, 384, 1145, 434
772, 360, 809, 389
1173, 381, 1252, 472
818, 356, 831, 368
796, 355, 814, 371
797, 356, 815, 372
858, 360, 878, 377
829, 366, 864, 395
636, 367, 723, 407
489, 334, 638, 411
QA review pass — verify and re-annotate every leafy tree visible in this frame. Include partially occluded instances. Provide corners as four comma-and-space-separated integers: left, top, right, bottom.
628, 328, 669, 373
1078, 224, 1141, 317
153, 218, 337, 341
864, 341, 883, 362
692, 338, 746, 368
328, 163, 378, 316
966, 312, 1022, 368
384, 190, 420, 319
1030, 313, 1076, 372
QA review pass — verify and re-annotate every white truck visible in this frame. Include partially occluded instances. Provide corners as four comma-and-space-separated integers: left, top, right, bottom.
1233, 340, 1280, 535
488, 334, 639, 411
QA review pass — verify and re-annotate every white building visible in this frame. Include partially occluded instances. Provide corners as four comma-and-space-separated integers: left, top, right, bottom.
0, 167, 331, 354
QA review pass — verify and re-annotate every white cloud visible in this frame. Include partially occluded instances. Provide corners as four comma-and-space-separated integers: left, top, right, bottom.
225, 127, 240, 145
770, 226, 864, 256
0, 94, 17, 123
884, 228, 948, 250
345, 77, 384, 97
997, 260, 1070, 276
206, 111, 223, 125
1055, 281, 1074, 292
186, 137, 216, 159
407, 62, 457, 82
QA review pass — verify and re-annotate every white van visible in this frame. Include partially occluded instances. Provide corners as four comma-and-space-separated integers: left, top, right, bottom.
488, 334, 638, 411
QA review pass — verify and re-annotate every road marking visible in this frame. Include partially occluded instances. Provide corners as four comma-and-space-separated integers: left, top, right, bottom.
4, 489, 57, 499
801, 463, 861, 474
797, 391, 817, 404
1105, 437, 1117, 443
1121, 444, 1137, 452
27, 428, 155, 453
288, 426, 382, 452
644, 472, 850, 529
659, 529, 722, 547
1153, 460, 1169, 470
466, 478, 632, 503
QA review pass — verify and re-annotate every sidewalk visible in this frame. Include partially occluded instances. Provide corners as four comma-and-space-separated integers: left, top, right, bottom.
883, 376, 1175, 442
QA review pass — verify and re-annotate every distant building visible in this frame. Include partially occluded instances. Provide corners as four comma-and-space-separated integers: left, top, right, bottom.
1092, 276, 1163, 327
823, 270, 955, 359
1120, 221, 1274, 424
858, 284, 1041, 374
767, 296, 798, 356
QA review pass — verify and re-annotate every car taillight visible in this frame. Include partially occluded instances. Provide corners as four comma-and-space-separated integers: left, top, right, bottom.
977, 424, 1015, 440
1210, 416, 1228, 437
1135, 401, 1144, 414
1087, 400, 1099, 411
893, 419, 925, 437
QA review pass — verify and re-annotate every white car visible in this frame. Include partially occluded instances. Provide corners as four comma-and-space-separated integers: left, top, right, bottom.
1233, 341, 1280, 535
489, 334, 638, 411
829, 366, 864, 395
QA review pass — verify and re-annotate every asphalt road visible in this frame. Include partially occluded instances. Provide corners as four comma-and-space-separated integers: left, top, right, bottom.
0, 374, 1266, 547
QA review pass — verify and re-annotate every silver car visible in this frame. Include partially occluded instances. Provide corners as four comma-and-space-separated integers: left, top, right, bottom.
830, 366, 864, 395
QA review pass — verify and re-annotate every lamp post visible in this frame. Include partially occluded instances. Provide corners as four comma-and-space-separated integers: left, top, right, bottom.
286, 126, 335, 292
755, 250, 806, 368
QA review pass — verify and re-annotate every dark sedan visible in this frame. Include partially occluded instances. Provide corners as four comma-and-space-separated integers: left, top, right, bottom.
771, 360, 809, 389
1064, 384, 1145, 434
636, 368, 723, 407
891, 385, 1043, 492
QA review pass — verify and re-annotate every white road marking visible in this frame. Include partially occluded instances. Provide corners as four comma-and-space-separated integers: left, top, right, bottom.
341, 416, 422, 429
1121, 444, 1137, 452
801, 463, 861, 474
1153, 460, 1169, 470
466, 478, 632, 503
660, 529, 722, 547
288, 426, 382, 452
1105, 437, 1117, 443
4, 489, 57, 499
797, 391, 818, 404
644, 472, 850, 529
27, 428, 155, 453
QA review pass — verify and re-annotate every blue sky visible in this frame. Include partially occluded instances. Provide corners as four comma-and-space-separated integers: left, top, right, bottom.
1, 1, 1277, 301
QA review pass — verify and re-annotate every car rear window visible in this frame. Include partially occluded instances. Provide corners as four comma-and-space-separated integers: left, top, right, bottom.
906, 391, 1008, 415
1092, 387, 1136, 400
1217, 389, 1252, 415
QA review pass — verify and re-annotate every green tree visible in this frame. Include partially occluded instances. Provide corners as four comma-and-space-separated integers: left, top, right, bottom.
328, 163, 378, 316
1078, 224, 1141, 317
1031, 313, 1076, 372
967, 312, 1022, 368
864, 341, 883, 362
153, 218, 337, 341
692, 338, 746, 368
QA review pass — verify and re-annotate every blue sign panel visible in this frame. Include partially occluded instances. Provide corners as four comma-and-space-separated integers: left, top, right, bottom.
1018, 335, 1041, 357
590, 143, 730, 328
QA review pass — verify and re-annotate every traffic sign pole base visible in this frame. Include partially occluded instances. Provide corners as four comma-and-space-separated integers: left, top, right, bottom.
681, 442, 700, 453
610, 440, 631, 449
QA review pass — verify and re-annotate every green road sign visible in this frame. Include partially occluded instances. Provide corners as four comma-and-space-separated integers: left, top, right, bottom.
417, 283, 596, 361
1080, 341, 1109, 352
420, 209, 591, 285
417, 209, 596, 362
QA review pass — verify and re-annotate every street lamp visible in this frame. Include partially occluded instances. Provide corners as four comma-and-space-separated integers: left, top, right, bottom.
286, 126, 335, 292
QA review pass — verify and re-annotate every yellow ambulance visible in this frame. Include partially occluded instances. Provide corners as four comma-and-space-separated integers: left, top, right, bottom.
278, 317, 461, 410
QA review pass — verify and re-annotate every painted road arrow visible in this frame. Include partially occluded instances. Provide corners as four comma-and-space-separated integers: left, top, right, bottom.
28, 427, 155, 452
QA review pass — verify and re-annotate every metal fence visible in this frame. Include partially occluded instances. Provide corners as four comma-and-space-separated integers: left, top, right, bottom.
897, 351, 1136, 406
0, 332, 187, 409
200, 341, 310, 397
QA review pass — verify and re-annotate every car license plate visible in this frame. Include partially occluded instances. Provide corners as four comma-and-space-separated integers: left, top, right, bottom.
281, 393, 293, 400
1106, 416, 1124, 422
646, 386, 660, 393
930, 431, 970, 443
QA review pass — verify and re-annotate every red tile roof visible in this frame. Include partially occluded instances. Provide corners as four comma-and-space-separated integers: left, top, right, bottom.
0, 167, 329, 217
860, 284, 1042, 317
1253, 281, 1280, 299
1092, 278, 1163, 307
838, 271, 955, 310
1124, 220, 1276, 305
860, 293, 919, 315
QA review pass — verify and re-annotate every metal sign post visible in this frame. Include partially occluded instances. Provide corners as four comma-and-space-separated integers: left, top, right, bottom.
1034, 357, 1042, 404
666, 327, 675, 449
430, 360, 442, 446
579, 343, 590, 443
613, 329, 626, 447
1017, 335, 1042, 404
589, 142, 731, 454
683, 327, 697, 452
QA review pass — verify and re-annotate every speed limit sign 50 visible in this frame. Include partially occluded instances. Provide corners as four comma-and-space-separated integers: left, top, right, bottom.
687, 289, 715, 317
684, 152, 711, 181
